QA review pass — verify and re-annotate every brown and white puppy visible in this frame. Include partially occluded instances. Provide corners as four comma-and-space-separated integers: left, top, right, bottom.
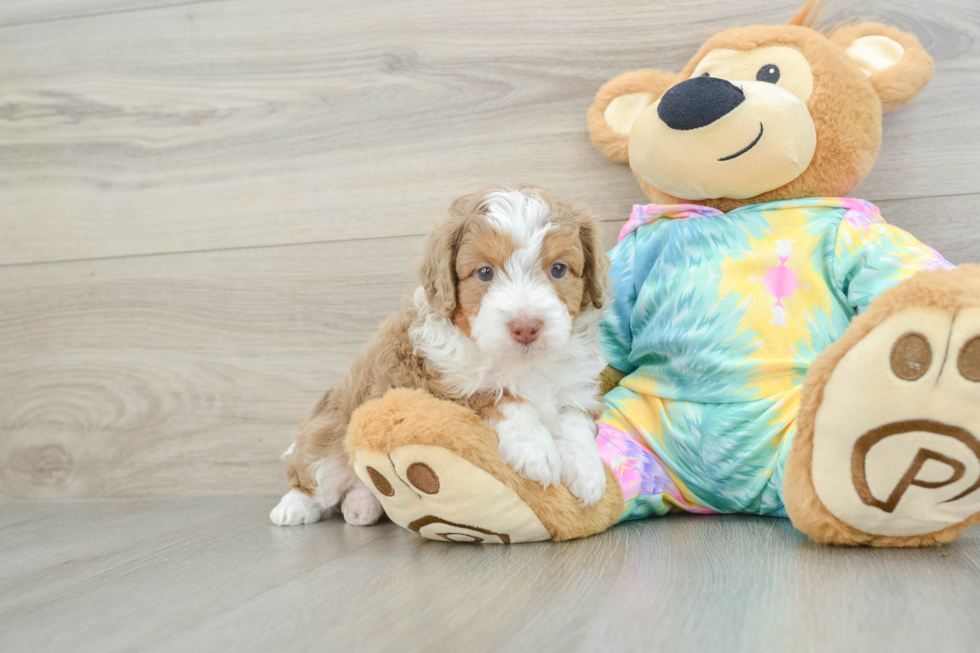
270, 184, 611, 526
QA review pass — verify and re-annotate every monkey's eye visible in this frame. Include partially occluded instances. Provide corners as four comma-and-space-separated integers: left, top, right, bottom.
756, 64, 780, 84
477, 266, 494, 282
550, 263, 567, 279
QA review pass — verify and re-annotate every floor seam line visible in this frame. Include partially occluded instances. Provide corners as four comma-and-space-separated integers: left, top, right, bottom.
0, 0, 228, 31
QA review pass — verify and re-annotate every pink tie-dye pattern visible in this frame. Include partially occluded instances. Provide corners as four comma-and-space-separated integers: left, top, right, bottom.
619, 203, 724, 242
597, 423, 715, 513
760, 255, 800, 308
841, 200, 884, 231
838, 198, 953, 270
621, 198, 888, 243
922, 245, 956, 270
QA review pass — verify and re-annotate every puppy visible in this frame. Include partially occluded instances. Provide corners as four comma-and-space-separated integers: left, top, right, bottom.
270, 184, 611, 527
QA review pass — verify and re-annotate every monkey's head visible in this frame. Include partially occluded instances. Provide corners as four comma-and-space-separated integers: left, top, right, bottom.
587, 0, 934, 211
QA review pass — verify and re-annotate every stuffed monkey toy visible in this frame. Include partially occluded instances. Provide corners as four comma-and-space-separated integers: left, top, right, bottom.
346, 0, 980, 546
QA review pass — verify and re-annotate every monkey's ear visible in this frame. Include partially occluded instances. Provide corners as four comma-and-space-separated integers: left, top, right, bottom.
831, 23, 934, 113
587, 69, 680, 163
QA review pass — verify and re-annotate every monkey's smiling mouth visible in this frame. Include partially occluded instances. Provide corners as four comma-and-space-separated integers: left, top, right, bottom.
718, 122, 764, 161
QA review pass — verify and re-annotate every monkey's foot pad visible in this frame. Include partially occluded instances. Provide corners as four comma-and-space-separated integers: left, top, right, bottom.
353, 445, 550, 543
811, 306, 980, 539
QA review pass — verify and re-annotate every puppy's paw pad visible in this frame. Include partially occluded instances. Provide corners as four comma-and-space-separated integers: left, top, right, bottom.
499, 438, 562, 488
557, 441, 607, 507
270, 489, 323, 526
341, 488, 384, 526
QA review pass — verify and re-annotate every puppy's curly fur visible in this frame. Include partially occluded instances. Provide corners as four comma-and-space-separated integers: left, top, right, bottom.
270, 183, 610, 526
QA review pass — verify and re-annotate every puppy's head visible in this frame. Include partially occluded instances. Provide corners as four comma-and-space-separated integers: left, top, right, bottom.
419, 184, 608, 358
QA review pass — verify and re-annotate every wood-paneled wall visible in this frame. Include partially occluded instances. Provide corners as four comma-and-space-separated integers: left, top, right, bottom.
2, 0, 978, 498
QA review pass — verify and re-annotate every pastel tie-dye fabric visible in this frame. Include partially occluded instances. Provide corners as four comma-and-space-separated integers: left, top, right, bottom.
596, 198, 953, 521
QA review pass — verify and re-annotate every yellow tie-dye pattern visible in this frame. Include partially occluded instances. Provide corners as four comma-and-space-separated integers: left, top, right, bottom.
766, 386, 801, 450
836, 219, 941, 283
599, 199, 952, 517
609, 391, 667, 447
717, 206, 835, 401
604, 392, 707, 507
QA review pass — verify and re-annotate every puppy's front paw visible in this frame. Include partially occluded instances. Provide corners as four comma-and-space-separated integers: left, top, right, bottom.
497, 425, 562, 488
270, 489, 324, 526
341, 487, 384, 526
557, 440, 606, 507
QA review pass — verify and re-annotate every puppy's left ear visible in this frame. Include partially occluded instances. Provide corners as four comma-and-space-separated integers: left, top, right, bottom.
419, 194, 473, 318
831, 22, 934, 112
576, 209, 610, 311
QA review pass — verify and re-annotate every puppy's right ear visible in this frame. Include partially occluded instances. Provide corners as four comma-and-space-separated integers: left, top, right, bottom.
418, 198, 471, 318
574, 207, 610, 311
587, 69, 681, 164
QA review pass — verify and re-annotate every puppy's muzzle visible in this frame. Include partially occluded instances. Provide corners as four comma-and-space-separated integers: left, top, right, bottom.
508, 317, 544, 346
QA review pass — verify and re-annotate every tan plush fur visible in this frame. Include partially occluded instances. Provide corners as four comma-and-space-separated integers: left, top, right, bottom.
284, 183, 609, 503
587, 8, 935, 212
587, 69, 681, 165
784, 265, 980, 546
585, 1, 979, 547
598, 365, 627, 397
346, 388, 625, 541
830, 23, 935, 113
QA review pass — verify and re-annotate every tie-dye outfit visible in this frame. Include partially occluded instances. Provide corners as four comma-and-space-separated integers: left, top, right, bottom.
595, 198, 953, 521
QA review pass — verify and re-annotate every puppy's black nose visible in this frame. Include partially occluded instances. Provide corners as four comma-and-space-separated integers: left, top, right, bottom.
657, 76, 745, 131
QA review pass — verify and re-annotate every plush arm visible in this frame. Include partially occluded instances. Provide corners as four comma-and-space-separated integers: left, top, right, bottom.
833, 208, 954, 313
599, 233, 639, 376
598, 365, 628, 396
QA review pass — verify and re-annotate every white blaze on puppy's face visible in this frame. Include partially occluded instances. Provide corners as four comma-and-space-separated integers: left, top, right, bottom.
453, 190, 584, 359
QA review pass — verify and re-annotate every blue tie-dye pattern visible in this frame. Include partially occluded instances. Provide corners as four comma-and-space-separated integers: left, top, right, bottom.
597, 198, 954, 519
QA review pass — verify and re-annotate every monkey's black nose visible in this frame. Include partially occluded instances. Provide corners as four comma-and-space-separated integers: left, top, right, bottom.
657, 76, 745, 131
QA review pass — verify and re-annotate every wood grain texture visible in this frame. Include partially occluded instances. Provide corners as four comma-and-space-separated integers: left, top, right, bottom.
1, 194, 976, 501
1, 0, 979, 499
0, 0, 977, 266
3, 497, 980, 653
0, 0, 212, 28
0, 236, 419, 499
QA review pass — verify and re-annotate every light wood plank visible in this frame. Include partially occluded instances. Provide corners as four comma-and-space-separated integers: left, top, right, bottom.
0, 497, 393, 652
874, 193, 980, 265
2, 498, 980, 653
0, 0, 208, 28
0, 235, 422, 500
1, 0, 977, 266
1, 193, 976, 501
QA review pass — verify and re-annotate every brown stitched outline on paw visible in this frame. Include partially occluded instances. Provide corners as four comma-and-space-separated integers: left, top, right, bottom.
441, 534, 484, 543
851, 419, 980, 513
366, 467, 395, 497
406, 462, 440, 494
959, 335, 980, 382
890, 332, 932, 381
407, 515, 511, 544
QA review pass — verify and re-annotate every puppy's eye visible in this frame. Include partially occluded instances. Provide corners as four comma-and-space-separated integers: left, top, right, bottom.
550, 263, 567, 279
477, 266, 494, 282
756, 64, 780, 84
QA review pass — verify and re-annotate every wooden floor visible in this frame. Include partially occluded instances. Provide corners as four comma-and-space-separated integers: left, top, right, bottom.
2, 497, 980, 653
2, 1, 980, 650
